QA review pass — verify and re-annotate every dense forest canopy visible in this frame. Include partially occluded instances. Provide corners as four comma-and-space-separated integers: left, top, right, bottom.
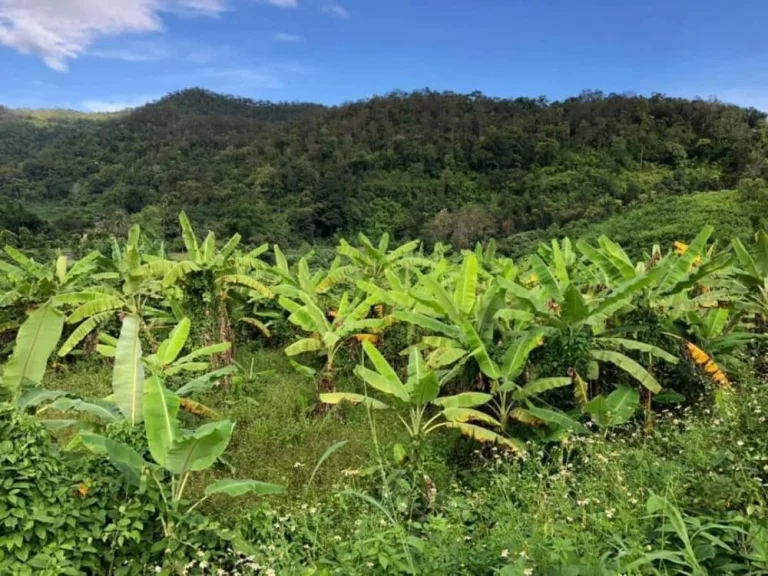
1, 88, 767, 252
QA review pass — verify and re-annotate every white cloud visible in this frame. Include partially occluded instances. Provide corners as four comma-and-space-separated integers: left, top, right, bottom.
0, 0, 227, 71
262, 0, 298, 8
322, 1, 349, 18
274, 32, 303, 42
82, 94, 158, 112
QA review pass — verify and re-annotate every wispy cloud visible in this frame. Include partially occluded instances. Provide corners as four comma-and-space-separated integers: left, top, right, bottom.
262, 0, 299, 8
0, 0, 227, 71
322, 1, 350, 18
81, 94, 159, 112
274, 32, 303, 42
91, 40, 173, 62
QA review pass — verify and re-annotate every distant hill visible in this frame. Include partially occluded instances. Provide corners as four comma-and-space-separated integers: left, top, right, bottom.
1, 87, 767, 251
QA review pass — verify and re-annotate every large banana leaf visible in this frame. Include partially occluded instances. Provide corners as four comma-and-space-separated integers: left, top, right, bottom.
165, 420, 234, 475
80, 433, 147, 486
560, 284, 590, 325
68, 296, 123, 324
352, 368, 404, 403
584, 386, 639, 428
501, 328, 546, 381
143, 376, 181, 467
550, 239, 570, 286
179, 211, 200, 264
273, 244, 291, 278
444, 422, 525, 452
408, 372, 440, 405
219, 275, 273, 298
731, 237, 758, 277
2, 304, 64, 399
161, 261, 201, 288
524, 406, 589, 434
49, 397, 120, 421
285, 338, 324, 356
576, 240, 626, 286
15, 388, 66, 411
174, 342, 230, 364
58, 311, 114, 357
176, 366, 239, 396
419, 274, 461, 322
589, 266, 666, 320
426, 347, 467, 369
393, 310, 462, 339
755, 230, 768, 276
218, 233, 242, 261
65, 251, 101, 282
432, 392, 492, 409
453, 253, 478, 316
319, 392, 389, 410
513, 377, 572, 401
529, 254, 562, 302
590, 349, 662, 393
113, 315, 145, 425
460, 319, 500, 379
316, 266, 358, 293
3, 245, 42, 277
657, 226, 713, 294
443, 407, 500, 426
205, 479, 284, 497
157, 318, 191, 365
55, 255, 67, 284
595, 337, 678, 364
201, 232, 216, 265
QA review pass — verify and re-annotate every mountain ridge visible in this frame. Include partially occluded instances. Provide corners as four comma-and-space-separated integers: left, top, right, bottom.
1, 88, 767, 252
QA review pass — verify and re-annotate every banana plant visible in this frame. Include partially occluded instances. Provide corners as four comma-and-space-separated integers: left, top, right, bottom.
393, 252, 508, 387
731, 230, 768, 327
578, 227, 732, 306
321, 341, 524, 452
485, 328, 578, 431
56, 225, 171, 357
0, 247, 101, 338
279, 288, 392, 400
161, 212, 274, 361
502, 251, 679, 396
336, 232, 433, 286
49, 317, 231, 425
79, 375, 282, 539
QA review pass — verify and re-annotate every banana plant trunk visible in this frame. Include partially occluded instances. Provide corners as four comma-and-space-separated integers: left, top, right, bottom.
216, 296, 235, 387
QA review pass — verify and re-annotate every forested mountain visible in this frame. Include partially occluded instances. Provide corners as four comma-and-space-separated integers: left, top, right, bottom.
1, 88, 767, 252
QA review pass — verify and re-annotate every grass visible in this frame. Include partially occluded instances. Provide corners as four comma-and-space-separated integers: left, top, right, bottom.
41, 346, 768, 573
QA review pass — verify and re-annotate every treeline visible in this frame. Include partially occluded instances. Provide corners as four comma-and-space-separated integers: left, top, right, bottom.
1, 88, 767, 251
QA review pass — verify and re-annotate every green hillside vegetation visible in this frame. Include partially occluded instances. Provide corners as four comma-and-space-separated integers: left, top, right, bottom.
504, 184, 768, 257
1, 89, 767, 253
2, 214, 768, 573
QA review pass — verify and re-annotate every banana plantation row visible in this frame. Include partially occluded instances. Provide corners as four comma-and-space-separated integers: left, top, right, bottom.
1, 213, 767, 476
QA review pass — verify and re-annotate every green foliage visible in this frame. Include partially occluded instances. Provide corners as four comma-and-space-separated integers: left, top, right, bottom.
3, 90, 767, 252
3, 208, 768, 573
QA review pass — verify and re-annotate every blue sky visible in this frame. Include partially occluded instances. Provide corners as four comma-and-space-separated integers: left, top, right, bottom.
1, 0, 767, 111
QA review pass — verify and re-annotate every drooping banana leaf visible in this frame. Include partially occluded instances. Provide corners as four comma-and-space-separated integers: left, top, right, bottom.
2, 304, 64, 400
